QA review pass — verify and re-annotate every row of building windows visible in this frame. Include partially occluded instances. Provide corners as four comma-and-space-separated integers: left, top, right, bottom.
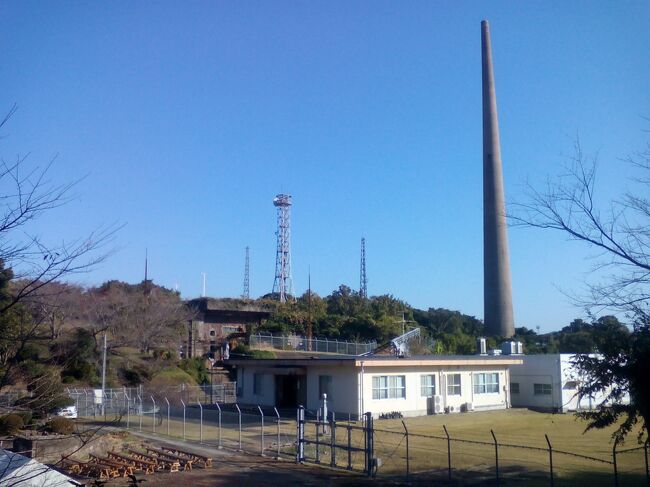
510, 382, 552, 395
371, 373, 501, 400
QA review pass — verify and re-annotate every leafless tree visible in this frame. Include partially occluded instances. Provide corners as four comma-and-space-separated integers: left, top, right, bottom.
510, 139, 650, 321
511, 138, 650, 442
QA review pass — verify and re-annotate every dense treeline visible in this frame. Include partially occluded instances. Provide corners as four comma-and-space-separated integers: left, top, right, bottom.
256, 283, 630, 356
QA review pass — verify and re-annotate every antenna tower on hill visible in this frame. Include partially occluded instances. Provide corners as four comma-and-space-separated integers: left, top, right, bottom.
243, 246, 250, 299
360, 237, 368, 299
272, 194, 294, 303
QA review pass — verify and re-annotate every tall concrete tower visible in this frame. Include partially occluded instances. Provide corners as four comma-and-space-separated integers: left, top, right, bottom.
481, 20, 515, 338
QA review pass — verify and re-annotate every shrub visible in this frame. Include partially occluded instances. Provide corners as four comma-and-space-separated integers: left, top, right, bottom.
231, 345, 275, 359
47, 417, 74, 435
250, 350, 276, 359
179, 357, 208, 384
15, 410, 33, 426
0, 414, 24, 435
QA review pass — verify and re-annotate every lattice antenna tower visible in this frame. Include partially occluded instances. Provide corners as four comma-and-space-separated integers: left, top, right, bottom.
272, 194, 294, 302
242, 246, 250, 299
360, 237, 368, 299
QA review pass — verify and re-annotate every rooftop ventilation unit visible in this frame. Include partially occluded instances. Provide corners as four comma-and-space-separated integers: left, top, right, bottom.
477, 337, 487, 355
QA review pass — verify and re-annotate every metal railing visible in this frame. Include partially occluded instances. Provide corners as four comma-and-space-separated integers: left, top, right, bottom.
249, 333, 377, 356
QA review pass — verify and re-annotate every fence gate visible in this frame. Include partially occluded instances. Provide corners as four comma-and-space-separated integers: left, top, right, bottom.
296, 407, 375, 476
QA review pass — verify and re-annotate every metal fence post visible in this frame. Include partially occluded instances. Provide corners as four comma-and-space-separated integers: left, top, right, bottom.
491, 429, 500, 487
215, 401, 222, 449
296, 406, 305, 463
365, 412, 374, 477
235, 403, 242, 451
180, 398, 186, 440
443, 425, 452, 481
125, 391, 130, 429
258, 405, 265, 456
346, 421, 352, 470
137, 394, 142, 432
315, 409, 321, 464
645, 439, 649, 487
330, 412, 337, 467
273, 407, 281, 459
197, 399, 203, 444
613, 437, 619, 487
402, 420, 409, 480
545, 434, 554, 487
151, 396, 156, 434
164, 397, 170, 436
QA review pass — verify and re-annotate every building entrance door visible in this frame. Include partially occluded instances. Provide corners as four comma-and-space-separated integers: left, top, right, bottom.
275, 375, 306, 408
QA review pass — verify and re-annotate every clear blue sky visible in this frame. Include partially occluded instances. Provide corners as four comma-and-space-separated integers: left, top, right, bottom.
1, 2, 649, 332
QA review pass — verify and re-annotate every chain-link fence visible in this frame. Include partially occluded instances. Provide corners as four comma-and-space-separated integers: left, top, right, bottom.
71, 389, 295, 459
368, 422, 650, 486
249, 333, 377, 355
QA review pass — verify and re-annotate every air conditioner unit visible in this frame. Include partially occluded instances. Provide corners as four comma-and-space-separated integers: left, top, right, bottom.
465, 402, 474, 412
434, 402, 443, 414
434, 395, 442, 406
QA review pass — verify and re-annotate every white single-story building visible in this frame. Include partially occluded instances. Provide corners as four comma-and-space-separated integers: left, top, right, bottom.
228, 354, 523, 418
509, 354, 630, 412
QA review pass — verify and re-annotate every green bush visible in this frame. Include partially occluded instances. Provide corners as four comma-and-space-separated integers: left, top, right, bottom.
46, 417, 74, 435
231, 345, 275, 359
0, 414, 24, 435
250, 350, 276, 359
15, 411, 32, 426
179, 357, 208, 384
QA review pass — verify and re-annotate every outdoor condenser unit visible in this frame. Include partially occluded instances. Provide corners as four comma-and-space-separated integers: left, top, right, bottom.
433, 395, 443, 414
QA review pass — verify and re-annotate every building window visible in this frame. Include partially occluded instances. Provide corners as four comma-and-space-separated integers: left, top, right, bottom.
319, 375, 333, 401
372, 376, 406, 400
534, 383, 552, 395
447, 374, 461, 396
222, 325, 240, 334
420, 375, 436, 397
510, 382, 520, 394
473, 373, 499, 394
253, 373, 262, 395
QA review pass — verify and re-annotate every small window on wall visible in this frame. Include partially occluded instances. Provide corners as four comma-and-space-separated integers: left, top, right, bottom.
420, 375, 436, 397
447, 374, 461, 396
253, 373, 262, 395
319, 375, 333, 401
534, 383, 552, 395
510, 382, 520, 394
210, 330, 216, 337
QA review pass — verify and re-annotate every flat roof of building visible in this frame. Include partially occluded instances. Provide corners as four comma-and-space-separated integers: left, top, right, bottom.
227, 354, 523, 367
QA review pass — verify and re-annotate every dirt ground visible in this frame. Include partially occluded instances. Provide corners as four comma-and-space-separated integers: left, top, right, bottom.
89, 431, 385, 487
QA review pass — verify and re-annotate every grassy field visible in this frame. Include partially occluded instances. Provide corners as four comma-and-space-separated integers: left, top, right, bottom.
368, 408, 646, 486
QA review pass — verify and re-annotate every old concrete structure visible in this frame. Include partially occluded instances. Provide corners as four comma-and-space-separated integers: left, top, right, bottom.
184, 298, 271, 358
482, 20, 515, 338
